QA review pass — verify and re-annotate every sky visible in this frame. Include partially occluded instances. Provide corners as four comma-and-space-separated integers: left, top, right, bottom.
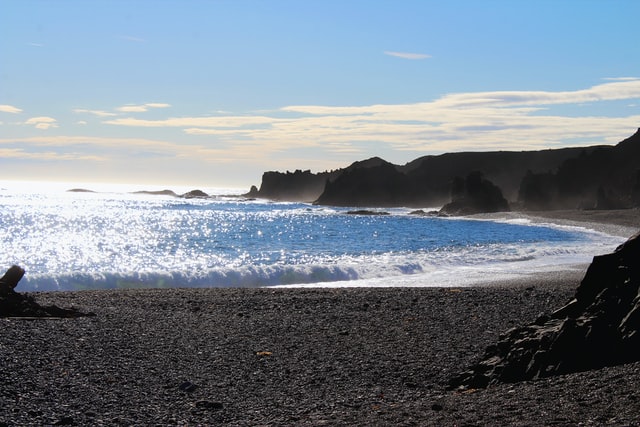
1, 0, 640, 189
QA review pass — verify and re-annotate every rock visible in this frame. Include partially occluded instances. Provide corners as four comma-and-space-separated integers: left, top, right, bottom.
0, 266, 94, 318
181, 190, 209, 199
195, 400, 224, 410
314, 159, 413, 207
245, 185, 259, 197
66, 188, 96, 193
54, 416, 74, 425
251, 169, 337, 202
179, 381, 198, 392
132, 189, 178, 197
345, 210, 390, 216
439, 171, 510, 215
449, 231, 640, 390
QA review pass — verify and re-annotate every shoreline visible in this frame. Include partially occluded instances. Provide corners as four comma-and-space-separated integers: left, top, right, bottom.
2, 209, 640, 425
471, 207, 640, 238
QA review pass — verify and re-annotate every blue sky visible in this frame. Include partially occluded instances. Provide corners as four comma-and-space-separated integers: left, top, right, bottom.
1, 0, 639, 189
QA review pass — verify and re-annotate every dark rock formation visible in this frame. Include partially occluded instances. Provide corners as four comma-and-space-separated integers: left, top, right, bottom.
0, 265, 94, 318
518, 128, 640, 210
67, 188, 96, 193
439, 172, 510, 215
248, 128, 640, 208
314, 159, 413, 207
517, 170, 558, 210
180, 189, 209, 199
249, 169, 339, 202
345, 210, 390, 216
133, 189, 178, 197
245, 185, 259, 198
449, 230, 640, 390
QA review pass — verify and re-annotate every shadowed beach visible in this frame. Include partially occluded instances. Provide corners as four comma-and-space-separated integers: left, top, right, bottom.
1, 210, 639, 426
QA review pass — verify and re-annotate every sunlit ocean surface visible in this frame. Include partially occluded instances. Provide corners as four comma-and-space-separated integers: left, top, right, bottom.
0, 181, 625, 291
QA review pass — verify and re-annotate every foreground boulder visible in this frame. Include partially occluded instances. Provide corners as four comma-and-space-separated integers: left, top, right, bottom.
0, 265, 94, 318
449, 230, 640, 389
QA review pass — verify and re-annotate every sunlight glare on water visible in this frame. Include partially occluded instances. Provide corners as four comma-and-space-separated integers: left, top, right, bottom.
0, 183, 626, 291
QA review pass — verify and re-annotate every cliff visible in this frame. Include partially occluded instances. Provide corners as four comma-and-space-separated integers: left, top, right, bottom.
247, 169, 339, 202
520, 128, 640, 210
247, 128, 640, 209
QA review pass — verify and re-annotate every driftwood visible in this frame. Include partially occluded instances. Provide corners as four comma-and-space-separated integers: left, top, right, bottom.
0, 265, 94, 318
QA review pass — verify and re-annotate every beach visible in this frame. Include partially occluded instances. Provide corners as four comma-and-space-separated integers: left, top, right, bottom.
2, 210, 639, 426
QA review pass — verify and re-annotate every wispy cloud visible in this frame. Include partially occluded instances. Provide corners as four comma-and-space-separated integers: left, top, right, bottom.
116, 103, 171, 113
384, 51, 431, 60
73, 108, 118, 117
103, 79, 640, 157
0, 104, 23, 114
0, 147, 103, 161
105, 115, 275, 128
25, 116, 58, 130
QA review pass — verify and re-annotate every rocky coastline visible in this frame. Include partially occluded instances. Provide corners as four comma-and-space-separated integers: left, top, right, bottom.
246, 128, 640, 212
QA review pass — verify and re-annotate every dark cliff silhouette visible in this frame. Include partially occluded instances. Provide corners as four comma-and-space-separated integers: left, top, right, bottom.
247, 128, 640, 210
247, 169, 339, 202
518, 129, 640, 210
439, 171, 510, 215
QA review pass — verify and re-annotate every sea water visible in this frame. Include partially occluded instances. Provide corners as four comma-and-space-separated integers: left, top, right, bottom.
0, 182, 625, 291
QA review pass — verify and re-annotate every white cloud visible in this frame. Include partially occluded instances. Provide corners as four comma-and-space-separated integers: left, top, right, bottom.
73, 108, 118, 117
100, 79, 640, 159
384, 51, 431, 60
25, 116, 58, 130
106, 115, 276, 128
116, 103, 171, 113
0, 104, 23, 114
0, 147, 103, 161
602, 77, 639, 82
145, 103, 171, 109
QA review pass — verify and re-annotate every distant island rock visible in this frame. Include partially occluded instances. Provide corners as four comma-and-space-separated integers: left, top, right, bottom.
132, 189, 178, 197
180, 190, 209, 199
67, 188, 96, 193
245, 128, 640, 213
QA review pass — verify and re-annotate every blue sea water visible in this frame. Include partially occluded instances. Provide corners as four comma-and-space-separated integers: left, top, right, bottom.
0, 182, 625, 291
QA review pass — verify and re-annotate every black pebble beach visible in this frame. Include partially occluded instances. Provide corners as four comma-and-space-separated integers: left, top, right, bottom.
2, 276, 639, 426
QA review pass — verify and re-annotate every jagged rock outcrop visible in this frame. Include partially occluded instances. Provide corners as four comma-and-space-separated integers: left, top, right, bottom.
249, 169, 338, 202
439, 172, 510, 215
449, 230, 640, 390
0, 266, 94, 318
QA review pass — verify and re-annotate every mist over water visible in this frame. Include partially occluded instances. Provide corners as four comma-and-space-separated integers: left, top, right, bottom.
0, 184, 625, 291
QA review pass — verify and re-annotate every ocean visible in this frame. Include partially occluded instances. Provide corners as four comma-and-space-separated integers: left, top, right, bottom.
0, 181, 625, 292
